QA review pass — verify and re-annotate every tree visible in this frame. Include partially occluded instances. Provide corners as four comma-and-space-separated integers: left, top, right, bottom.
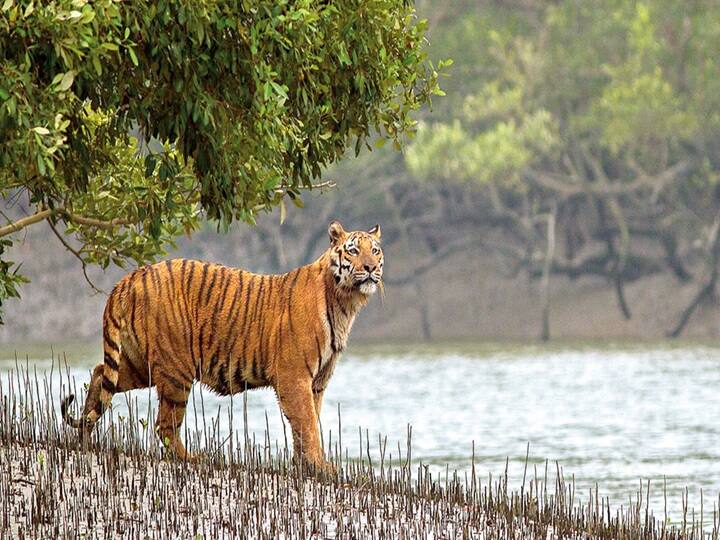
406, 0, 720, 338
0, 0, 446, 320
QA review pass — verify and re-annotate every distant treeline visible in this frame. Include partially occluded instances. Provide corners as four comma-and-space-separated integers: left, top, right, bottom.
4, 0, 720, 342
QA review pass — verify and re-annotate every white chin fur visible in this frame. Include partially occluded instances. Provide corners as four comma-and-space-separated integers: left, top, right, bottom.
359, 282, 377, 295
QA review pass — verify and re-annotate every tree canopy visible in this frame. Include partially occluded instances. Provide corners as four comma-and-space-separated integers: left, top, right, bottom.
0, 0, 444, 320
405, 0, 720, 338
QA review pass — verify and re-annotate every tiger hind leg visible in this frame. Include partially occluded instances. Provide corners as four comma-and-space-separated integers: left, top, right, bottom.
61, 327, 124, 435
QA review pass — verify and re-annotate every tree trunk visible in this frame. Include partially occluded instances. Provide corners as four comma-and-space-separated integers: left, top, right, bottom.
540, 208, 556, 341
667, 213, 720, 338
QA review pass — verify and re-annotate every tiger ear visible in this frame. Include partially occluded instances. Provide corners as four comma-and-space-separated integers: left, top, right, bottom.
328, 220, 347, 245
368, 224, 381, 240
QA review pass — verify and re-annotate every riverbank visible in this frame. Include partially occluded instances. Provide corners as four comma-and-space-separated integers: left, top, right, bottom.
1, 360, 717, 539
4, 439, 710, 540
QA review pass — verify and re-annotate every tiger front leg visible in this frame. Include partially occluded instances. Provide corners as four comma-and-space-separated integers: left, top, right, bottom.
276, 379, 332, 475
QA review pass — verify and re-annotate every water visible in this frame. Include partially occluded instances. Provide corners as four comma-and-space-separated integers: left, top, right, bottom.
1, 341, 719, 522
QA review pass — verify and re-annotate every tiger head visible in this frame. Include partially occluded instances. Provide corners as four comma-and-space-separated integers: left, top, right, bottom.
328, 221, 383, 296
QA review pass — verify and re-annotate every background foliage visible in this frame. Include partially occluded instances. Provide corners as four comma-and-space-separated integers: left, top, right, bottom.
4, 0, 720, 341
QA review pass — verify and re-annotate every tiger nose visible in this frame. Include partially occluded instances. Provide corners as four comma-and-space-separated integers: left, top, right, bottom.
364, 264, 376, 273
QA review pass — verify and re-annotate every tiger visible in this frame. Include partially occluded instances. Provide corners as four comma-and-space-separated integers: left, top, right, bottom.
61, 220, 383, 472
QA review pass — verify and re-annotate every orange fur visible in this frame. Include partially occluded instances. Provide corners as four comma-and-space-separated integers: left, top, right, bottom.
61, 221, 383, 471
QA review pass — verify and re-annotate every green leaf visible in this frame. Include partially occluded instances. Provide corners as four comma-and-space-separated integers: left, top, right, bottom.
57, 71, 74, 92
128, 47, 139, 67
270, 81, 288, 100
32, 127, 50, 135
144, 155, 156, 178
36, 154, 46, 175
92, 56, 102, 76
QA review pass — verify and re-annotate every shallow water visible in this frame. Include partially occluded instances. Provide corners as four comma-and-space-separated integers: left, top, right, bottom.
1, 341, 719, 522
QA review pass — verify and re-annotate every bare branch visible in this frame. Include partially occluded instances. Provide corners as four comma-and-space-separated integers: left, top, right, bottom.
0, 206, 143, 238
668, 211, 720, 338
46, 220, 107, 296
0, 209, 55, 238
384, 236, 486, 286
63, 212, 133, 229
526, 160, 694, 197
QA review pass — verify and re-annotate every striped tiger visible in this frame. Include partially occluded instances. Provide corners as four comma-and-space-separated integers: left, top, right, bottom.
61, 221, 383, 471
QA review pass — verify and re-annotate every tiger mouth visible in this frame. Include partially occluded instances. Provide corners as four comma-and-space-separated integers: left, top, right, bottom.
356, 276, 379, 286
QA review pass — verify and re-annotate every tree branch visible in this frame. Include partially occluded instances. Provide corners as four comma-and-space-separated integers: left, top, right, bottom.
526, 160, 694, 197
0, 207, 140, 238
667, 212, 720, 338
0, 209, 55, 237
63, 212, 133, 229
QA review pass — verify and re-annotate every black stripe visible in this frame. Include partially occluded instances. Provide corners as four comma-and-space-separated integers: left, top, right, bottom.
104, 352, 119, 371
227, 275, 253, 356
250, 276, 265, 323
185, 261, 197, 358
149, 264, 162, 295
129, 285, 139, 342
141, 268, 151, 360
242, 276, 266, 365
157, 339, 193, 383
123, 351, 148, 385
102, 376, 117, 394
326, 293, 337, 353
180, 259, 189, 286
216, 361, 230, 395
197, 262, 210, 308
160, 369, 190, 393
106, 294, 121, 330
163, 264, 183, 334
206, 268, 231, 359
250, 351, 259, 382
165, 260, 176, 292
103, 329, 119, 352
203, 266, 220, 306
257, 277, 275, 378
161, 395, 187, 408
185, 260, 197, 294
222, 273, 244, 352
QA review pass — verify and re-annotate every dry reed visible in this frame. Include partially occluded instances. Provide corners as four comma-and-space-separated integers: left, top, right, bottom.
0, 356, 717, 539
